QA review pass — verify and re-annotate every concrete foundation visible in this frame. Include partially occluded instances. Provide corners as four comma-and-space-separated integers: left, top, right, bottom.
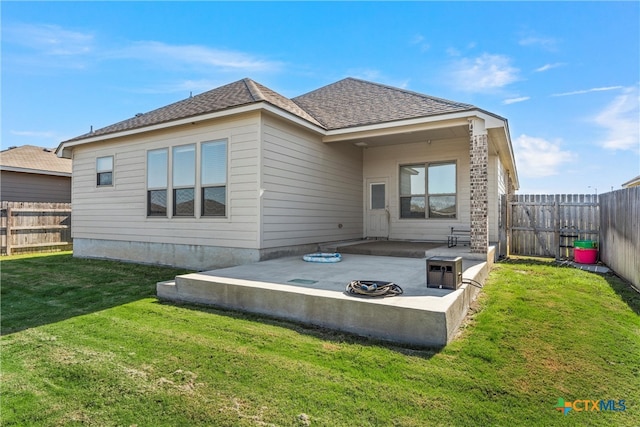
72, 238, 321, 270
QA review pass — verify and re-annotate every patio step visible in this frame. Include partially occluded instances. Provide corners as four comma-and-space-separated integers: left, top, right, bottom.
156, 280, 177, 300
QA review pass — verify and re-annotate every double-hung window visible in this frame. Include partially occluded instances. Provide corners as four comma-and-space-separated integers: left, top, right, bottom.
147, 149, 168, 216
400, 162, 456, 219
96, 156, 113, 186
201, 140, 227, 216
172, 145, 195, 217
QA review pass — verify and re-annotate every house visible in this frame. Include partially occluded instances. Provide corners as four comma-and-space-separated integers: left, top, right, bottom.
56, 78, 519, 270
1, 145, 72, 202
621, 175, 640, 188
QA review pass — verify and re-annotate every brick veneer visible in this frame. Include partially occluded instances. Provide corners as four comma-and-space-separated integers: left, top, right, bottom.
469, 121, 488, 253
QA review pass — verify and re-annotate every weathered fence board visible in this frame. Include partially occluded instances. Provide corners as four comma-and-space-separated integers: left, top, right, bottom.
507, 194, 599, 258
1, 201, 72, 255
599, 187, 640, 288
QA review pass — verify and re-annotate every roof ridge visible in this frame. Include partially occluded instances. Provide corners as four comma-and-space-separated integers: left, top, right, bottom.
242, 78, 266, 102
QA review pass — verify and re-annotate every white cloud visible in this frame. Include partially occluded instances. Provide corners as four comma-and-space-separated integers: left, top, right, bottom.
594, 85, 640, 151
552, 86, 623, 97
513, 134, 576, 178
410, 34, 430, 52
519, 35, 558, 51
348, 68, 382, 81
534, 63, 565, 72
4, 24, 283, 75
503, 96, 530, 105
113, 41, 282, 72
11, 130, 56, 138
4, 23, 94, 56
448, 54, 519, 92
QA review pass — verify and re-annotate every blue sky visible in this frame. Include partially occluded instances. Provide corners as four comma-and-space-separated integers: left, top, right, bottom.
2, 1, 639, 194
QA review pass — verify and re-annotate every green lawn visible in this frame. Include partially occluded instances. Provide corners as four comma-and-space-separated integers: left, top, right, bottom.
1, 253, 638, 426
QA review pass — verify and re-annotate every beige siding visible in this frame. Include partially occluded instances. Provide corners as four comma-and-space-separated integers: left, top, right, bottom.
363, 138, 471, 242
261, 114, 363, 247
487, 154, 501, 242
1, 171, 71, 203
71, 113, 261, 249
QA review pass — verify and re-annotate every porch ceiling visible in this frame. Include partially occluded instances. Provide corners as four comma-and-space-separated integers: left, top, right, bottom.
346, 124, 469, 148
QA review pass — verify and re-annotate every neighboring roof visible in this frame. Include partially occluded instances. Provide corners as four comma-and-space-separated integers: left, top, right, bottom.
292, 78, 476, 130
62, 77, 479, 143
66, 79, 322, 142
0, 145, 72, 176
621, 175, 640, 188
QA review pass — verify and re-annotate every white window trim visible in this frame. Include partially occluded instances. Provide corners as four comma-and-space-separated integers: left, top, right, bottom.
145, 139, 229, 220
96, 155, 114, 187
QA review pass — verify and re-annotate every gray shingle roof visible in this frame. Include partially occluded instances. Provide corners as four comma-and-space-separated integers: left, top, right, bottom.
292, 78, 476, 130
66, 79, 322, 142
65, 77, 477, 142
0, 145, 72, 174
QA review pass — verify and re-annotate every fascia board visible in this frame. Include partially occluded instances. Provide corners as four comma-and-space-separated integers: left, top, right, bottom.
475, 110, 508, 129
261, 104, 326, 135
0, 165, 72, 177
488, 127, 520, 190
322, 111, 479, 143
56, 102, 326, 157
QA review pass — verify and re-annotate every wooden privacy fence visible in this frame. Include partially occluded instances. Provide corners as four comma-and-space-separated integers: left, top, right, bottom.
599, 187, 640, 288
507, 194, 599, 258
1, 201, 72, 255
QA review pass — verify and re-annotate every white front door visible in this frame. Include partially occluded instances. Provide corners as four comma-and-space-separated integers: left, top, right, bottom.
366, 178, 389, 238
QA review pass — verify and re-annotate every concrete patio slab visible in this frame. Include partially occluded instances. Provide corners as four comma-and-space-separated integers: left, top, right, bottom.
157, 246, 494, 347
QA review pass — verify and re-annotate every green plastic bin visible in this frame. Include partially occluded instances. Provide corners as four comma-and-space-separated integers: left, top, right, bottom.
574, 240, 598, 249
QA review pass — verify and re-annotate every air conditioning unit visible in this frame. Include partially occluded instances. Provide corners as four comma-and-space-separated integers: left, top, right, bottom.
427, 256, 463, 290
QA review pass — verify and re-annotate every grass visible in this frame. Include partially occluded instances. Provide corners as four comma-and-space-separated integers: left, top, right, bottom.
1, 253, 639, 426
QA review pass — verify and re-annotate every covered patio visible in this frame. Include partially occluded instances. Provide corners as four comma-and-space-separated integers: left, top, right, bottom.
157, 242, 494, 347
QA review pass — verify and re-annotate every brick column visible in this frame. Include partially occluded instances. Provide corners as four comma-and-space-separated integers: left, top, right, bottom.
469, 119, 488, 253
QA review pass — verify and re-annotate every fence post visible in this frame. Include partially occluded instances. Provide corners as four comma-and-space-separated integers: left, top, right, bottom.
554, 199, 560, 260
6, 205, 12, 256
507, 195, 513, 256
